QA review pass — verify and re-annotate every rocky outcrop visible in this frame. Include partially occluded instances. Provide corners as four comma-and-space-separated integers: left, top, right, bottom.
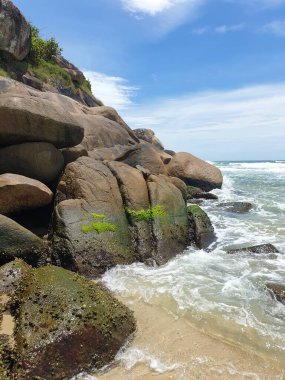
169, 177, 188, 202
60, 145, 88, 165
167, 152, 223, 191
53, 55, 85, 84
218, 202, 253, 213
133, 128, 164, 150
227, 244, 279, 255
12, 266, 135, 380
0, 0, 31, 60
0, 174, 53, 215
52, 157, 134, 277
0, 78, 84, 148
0, 142, 64, 183
187, 205, 216, 249
266, 283, 285, 304
0, 215, 44, 264
0, 259, 31, 295
147, 175, 190, 264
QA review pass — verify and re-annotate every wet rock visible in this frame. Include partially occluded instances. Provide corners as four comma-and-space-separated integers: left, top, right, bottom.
12, 266, 135, 380
52, 157, 134, 278
0, 215, 45, 265
167, 152, 223, 191
0, 0, 31, 60
0, 142, 64, 183
133, 128, 164, 150
187, 205, 216, 249
187, 186, 204, 198
147, 175, 190, 264
227, 244, 279, 255
188, 199, 204, 205
0, 174, 53, 215
0, 78, 84, 148
0, 259, 31, 296
266, 283, 285, 304
218, 202, 253, 213
193, 192, 218, 200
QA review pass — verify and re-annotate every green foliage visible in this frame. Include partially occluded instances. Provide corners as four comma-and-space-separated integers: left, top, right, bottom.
0, 67, 8, 77
125, 205, 167, 222
28, 24, 62, 65
81, 213, 116, 234
28, 60, 73, 87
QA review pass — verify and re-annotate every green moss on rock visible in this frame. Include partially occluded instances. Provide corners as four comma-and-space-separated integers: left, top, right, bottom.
125, 205, 167, 222
12, 266, 135, 380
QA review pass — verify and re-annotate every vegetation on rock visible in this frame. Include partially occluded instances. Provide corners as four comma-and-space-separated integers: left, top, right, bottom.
81, 213, 116, 234
125, 205, 167, 222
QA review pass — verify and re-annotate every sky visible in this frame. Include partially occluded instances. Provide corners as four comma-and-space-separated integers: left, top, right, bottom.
13, 0, 285, 160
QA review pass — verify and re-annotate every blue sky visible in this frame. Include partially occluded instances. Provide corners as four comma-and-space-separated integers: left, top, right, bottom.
14, 0, 285, 160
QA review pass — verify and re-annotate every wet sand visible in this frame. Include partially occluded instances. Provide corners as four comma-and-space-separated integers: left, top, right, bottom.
95, 297, 285, 380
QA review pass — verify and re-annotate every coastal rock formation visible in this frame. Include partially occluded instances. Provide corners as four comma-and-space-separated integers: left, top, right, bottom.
187, 205, 216, 249
218, 202, 253, 213
227, 244, 279, 255
266, 283, 285, 304
0, 142, 64, 183
0, 0, 31, 60
12, 266, 135, 380
133, 128, 164, 150
0, 259, 31, 295
0, 214, 44, 263
53, 55, 85, 84
0, 174, 53, 215
167, 152, 223, 191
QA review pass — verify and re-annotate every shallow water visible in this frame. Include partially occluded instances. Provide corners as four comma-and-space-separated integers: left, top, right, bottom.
75, 161, 285, 379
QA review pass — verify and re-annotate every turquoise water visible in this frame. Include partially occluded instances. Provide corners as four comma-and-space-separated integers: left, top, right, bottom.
103, 161, 285, 363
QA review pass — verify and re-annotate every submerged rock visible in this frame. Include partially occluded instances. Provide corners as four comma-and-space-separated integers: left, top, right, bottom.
187, 205, 216, 249
12, 266, 135, 380
266, 283, 285, 304
0, 174, 53, 215
218, 202, 253, 213
227, 244, 279, 255
0, 142, 64, 183
0, 215, 44, 265
167, 152, 223, 191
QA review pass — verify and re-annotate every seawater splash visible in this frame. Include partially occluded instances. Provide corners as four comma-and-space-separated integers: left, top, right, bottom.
103, 161, 285, 363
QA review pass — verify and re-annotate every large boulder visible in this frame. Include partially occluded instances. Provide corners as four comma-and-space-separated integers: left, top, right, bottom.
52, 157, 134, 278
0, 77, 84, 148
0, 174, 53, 215
12, 266, 135, 380
107, 161, 153, 262
122, 141, 172, 176
0, 0, 31, 60
0, 142, 64, 183
147, 175, 190, 264
133, 128, 164, 150
187, 205, 216, 249
0, 214, 44, 264
88, 144, 137, 162
166, 152, 223, 191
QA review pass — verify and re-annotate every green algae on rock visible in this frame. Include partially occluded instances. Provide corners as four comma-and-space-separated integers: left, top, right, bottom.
125, 205, 166, 222
12, 266, 135, 380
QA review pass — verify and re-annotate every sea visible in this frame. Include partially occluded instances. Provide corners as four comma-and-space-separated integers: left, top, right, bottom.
75, 161, 285, 379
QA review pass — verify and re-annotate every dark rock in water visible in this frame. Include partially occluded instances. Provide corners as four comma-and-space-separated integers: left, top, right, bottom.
107, 161, 154, 263
187, 205, 216, 249
227, 244, 279, 255
266, 283, 285, 304
133, 128, 164, 150
0, 215, 45, 265
187, 186, 204, 199
52, 157, 134, 278
218, 202, 253, 213
147, 175, 190, 264
0, 142, 64, 183
192, 192, 218, 200
0, 174, 53, 215
166, 152, 223, 191
12, 266, 135, 380
164, 149, 176, 157
0, 0, 31, 60
0, 259, 31, 296
188, 199, 204, 205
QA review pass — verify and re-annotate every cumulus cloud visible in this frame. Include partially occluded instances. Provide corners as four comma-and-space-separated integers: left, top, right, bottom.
83, 71, 138, 111
261, 20, 285, 36
123, 83, 285, 160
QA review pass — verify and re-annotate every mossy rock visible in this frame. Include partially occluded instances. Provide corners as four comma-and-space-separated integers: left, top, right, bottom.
187, 205, 216, 249
12, 266, 135, 380
0, 337, 9, 380
186, 185, 203, 197
0, 259, 31, 296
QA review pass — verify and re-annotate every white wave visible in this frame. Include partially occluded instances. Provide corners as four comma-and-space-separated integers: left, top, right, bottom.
217, 161, 285, 173
116, 348, 181, 373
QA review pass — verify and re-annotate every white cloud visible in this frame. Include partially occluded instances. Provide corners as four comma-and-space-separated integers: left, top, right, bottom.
122, 83, 285, 160
261, 20, 285, 36
83, 71, 138, 111
192, 26, 208, 35
215, 23, 245, 33
121, 0, 198, 16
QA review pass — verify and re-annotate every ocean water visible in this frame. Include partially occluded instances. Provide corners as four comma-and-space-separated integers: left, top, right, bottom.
101, 161, 285, 367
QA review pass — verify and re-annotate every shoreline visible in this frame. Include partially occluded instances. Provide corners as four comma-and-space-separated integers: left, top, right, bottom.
92, 296, 285, 380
